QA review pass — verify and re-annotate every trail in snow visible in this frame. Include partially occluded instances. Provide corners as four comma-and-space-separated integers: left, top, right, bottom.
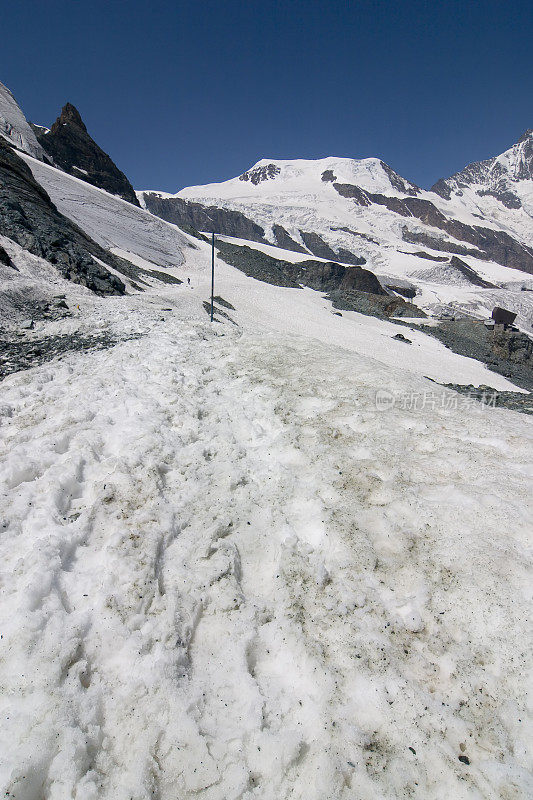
0, 302, 531, 800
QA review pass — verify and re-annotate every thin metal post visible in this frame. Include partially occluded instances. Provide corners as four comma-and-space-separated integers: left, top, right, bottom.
210, 232, 215, 322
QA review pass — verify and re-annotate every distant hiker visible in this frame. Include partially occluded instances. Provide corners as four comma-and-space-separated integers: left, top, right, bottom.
187, 277, 191, 285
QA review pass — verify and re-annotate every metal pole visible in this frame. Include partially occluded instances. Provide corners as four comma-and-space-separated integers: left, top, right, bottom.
211, 232, 215, 322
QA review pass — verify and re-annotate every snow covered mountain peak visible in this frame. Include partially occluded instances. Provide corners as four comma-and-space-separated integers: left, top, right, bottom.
432, 128, 533, 210
170, 155, 420, 203
0, 80, 47, 160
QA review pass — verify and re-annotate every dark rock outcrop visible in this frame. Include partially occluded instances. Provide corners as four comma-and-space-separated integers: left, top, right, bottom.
299, 231, 366, 265
142, 194, 268, 242
429, 178, 452, 200
34, 103, 140, 206
333, 183, 372, 206
329, 290, 424, 319
0, 244, 14, 268
334, 181, 533, 273
214, 238, 422, 318
216, 238, 378, 292
272, 224, 307, 253
447, 256, 497, 288
238, 163, 280, 184
402, 229, 486, 259
0, 136, 124, 294
385, 283, 417, 299
416, 317, 533, 392
398, 250, 449, 262
379, 161, 420, 195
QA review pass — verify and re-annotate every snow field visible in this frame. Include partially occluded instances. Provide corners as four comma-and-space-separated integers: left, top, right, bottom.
0, 304, 531, 799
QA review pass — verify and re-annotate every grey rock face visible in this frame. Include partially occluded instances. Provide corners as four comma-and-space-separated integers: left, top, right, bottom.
379, 160, 420, 195
34, 103, 140, 206
328, 289, 424, 319
142, 194, 268, 242
272, 224, 307, 253
333, 171, 533, 273
299, 231, 366, 265
417, 317, 533, 392
215, 238, 379, 293
402, 229, 486, 259
0, 137, 124, 294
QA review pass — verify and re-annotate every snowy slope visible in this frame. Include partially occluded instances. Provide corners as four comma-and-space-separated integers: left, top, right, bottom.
0, 81, 46, 160
22, 154, 193, 271
0, 277, 531, 799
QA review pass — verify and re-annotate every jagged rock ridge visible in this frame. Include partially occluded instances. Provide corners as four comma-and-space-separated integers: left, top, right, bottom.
34, 103, 140, 206
431, 129, 533, 210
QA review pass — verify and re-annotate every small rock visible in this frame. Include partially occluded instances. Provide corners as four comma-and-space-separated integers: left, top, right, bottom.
393, 333, 412, 343
409, 747, 416, 754
56, 300, 69, 309
20, 319, 34, 330
458, 755, 470, 765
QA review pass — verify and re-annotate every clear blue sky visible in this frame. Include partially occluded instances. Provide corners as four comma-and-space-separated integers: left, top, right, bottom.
1, 0, 531, 192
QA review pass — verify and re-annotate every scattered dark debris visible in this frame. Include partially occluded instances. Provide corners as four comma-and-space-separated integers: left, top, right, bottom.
0, 331, 142, 380
408, 747, 416, 755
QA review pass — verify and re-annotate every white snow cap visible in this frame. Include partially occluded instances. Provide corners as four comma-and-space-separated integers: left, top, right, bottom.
158, 155, 419, 201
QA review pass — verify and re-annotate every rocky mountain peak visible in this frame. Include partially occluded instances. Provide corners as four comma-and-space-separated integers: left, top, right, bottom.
35, 102, 140, 206
52, 102, 87, 133
518, 129, 533, 143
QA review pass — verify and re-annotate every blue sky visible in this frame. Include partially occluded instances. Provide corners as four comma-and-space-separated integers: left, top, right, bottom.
1, 0, 531, 192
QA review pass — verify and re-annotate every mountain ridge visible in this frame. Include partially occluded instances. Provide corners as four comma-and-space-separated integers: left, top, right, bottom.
33, 102, 141, 206
140, 130, 533, 280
